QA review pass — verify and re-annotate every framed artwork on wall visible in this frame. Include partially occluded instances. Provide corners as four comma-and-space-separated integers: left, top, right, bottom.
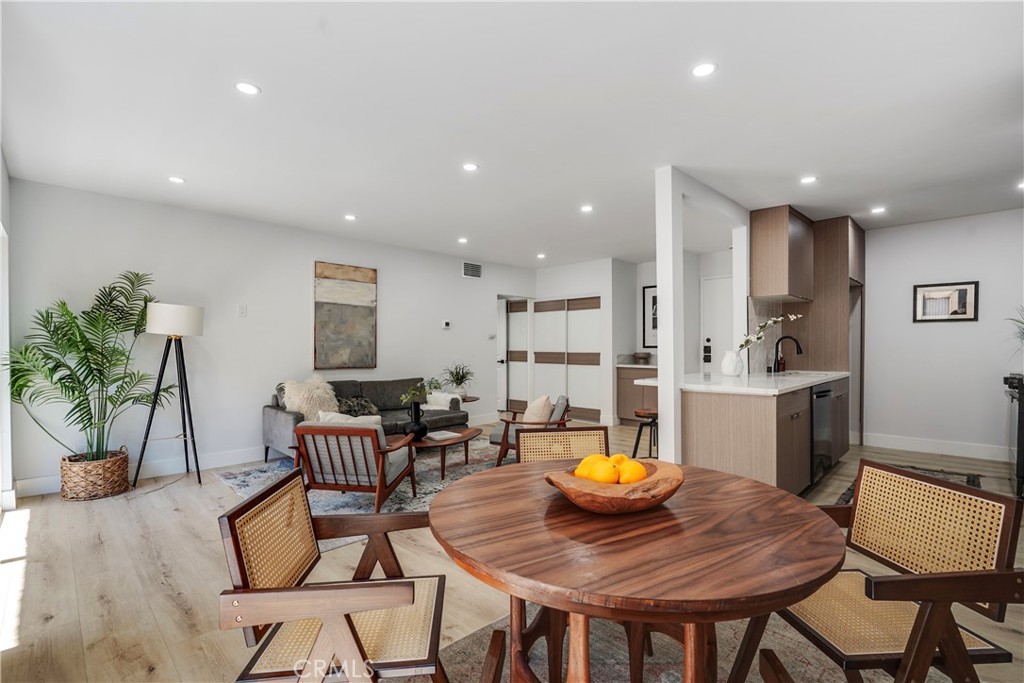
313, 261, 378, 368
642, 285, 658, 348
913, 281, 978, 322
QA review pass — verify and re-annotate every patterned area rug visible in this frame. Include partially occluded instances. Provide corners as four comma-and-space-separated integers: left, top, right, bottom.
439, 608, 949, 682
834, 465, 981, 505
216, 434, 498, 549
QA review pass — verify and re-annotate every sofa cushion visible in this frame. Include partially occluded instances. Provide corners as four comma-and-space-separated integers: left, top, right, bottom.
317, 410, 383, 426
337, 396, 380, 417
360, 378, 423, 412
329, 380, 362, 401
282, 375, 339, 420
523, 395, 554, 424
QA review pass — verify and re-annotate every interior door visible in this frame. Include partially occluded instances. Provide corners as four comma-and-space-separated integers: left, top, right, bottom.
506, 300, 530, 411
496, 298, 508, 412
700, 276, 733, 371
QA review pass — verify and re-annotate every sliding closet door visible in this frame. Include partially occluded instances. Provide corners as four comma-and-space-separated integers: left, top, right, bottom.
566, 297, 601, 422
506, 300, 530, 412
533, 299, 567, 403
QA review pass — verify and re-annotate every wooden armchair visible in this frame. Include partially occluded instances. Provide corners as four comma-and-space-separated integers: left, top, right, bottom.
295, 423, 416, 513
728, 459, 1022, 683
490, 394, 570, 467
218, 467, 506, 683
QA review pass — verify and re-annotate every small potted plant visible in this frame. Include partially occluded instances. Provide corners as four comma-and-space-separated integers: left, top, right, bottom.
441, 363, 475, 398
5, 272, 177, 500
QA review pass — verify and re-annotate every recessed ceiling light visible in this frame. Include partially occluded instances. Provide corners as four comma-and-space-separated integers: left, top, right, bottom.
462, 163, 479, 172
691, 63, 718, 77
580, 205, 593, 213
537, 253, 546, 259
871, 207, 886, 214
458, 237, 468, 244
344, 214, 356, 221
235, 82, 262, 96
1018, 181, 1024, 189
800, 176, 817, 184
168, 176, 185, 184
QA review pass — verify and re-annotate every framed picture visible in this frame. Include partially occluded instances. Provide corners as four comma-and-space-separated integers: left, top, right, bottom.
314, 261, 378, 368
642, 285, 658, 348
913, 281, 978, 322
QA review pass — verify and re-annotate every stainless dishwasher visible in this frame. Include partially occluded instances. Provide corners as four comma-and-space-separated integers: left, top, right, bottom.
811, 384, 833, 485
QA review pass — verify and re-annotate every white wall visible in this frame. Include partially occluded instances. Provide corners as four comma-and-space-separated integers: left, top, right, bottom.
9, 180, 535, 494
635, 254, 701, 372
611, 259, 637, 362
699, 249, 731, 279
864, 208, 1024, 462
635, 260, 656, 353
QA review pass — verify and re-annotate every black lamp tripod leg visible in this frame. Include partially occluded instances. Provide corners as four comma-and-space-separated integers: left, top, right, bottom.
175, 338, 201, 485
173, 339, 191, 475
132, 337, 172, 488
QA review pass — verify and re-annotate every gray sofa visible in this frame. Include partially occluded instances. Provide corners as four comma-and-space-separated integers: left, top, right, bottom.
262, 377, 469, 459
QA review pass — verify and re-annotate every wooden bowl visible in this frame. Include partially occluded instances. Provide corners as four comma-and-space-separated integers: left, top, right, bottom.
544, 460, 684, 514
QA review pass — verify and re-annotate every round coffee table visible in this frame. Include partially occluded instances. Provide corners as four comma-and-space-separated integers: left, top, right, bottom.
411, 426, 482, 479
429, 462, 846, 682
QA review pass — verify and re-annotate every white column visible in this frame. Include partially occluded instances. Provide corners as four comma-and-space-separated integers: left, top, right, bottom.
655, 167, 685, 463
732, 225, 750, 375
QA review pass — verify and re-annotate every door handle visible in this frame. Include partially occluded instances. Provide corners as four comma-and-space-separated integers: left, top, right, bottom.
497, 359, 507, 365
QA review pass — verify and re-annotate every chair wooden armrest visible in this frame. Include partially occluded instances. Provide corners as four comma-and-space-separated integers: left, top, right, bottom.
312, 511, 430, 539
219, 581, 414, 628
500, 417, 570, 427
758, 649, 795, 683
865, 568, 1024, 604
379, 433, 414, 453
818, 504, 852, 527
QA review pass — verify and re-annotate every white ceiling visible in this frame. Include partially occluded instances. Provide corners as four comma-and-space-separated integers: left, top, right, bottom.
4, 2, 1022, 268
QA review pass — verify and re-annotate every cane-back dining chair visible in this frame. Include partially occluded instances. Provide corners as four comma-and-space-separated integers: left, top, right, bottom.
517, 425, 609, 463
730, 459, 1022, 683
295, 423, 415, 513
218, 467, 506, 683
490, 394, 570, 467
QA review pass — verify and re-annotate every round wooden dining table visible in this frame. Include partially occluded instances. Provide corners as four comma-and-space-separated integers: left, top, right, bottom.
429, 461, 846, 683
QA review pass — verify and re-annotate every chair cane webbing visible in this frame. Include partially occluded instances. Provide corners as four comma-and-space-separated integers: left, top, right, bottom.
785, 570, 993, 659
518, 428, 608, 463
234, 476, 319, 591
850, 466, 1005, 576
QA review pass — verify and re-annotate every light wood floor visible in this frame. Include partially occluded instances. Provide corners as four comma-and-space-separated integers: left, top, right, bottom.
1, 424, 1021, 682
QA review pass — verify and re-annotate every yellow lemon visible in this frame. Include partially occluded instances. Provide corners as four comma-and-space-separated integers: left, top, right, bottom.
618, 460, 649, 484
587, 459, 620, 484
574, 454, 608, 478
609, 453, 630, 466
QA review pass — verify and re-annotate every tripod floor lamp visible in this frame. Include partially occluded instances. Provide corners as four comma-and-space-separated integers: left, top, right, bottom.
132, 302, 204, 488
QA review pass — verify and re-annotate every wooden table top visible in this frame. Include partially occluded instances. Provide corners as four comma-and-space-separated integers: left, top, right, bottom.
412, 426, 482, 449
429, 461, 846, 624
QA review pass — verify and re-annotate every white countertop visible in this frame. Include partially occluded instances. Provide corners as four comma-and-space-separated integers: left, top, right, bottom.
634, 371, 849, 396
617, 364, 657, 369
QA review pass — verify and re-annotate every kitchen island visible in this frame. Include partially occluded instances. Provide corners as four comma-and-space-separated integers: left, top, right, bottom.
638, 371, 850, 494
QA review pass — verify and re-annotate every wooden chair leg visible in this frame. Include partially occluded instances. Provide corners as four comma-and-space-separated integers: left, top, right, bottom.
758, 650, 795, 683
894, 601, 948, 683
624, 621, 646, 683
430, 659, 450, 683
843, 672, 865, 683
727, 613, 769, 683
480, 630, 507, 683
495, 442, 510, 467
264, 446, 270, 462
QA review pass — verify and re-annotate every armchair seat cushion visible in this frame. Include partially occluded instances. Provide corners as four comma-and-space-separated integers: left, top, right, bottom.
783, 570, 1000, 664
489, 423, 522, 446
240, 576, 444, 682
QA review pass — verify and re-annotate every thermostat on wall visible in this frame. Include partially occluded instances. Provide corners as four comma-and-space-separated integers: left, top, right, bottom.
442, 320, 451, 329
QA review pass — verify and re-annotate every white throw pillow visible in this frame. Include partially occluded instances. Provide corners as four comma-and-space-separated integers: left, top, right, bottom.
317, 410, 383, 426
426, 391, 461, 409
282, 374, 339, 420
522, 395, 554, 424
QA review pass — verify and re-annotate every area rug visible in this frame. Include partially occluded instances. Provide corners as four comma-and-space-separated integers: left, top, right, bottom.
216, 434, 498, 550
834, 465, 981, 505
439, 608, 949, 682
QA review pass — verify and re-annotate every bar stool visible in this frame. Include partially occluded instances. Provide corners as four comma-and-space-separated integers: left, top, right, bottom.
631, 408, 658, 458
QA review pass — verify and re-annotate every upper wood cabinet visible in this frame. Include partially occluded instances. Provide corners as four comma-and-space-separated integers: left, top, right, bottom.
750, 205, 814, 302
849, 219, 865, 285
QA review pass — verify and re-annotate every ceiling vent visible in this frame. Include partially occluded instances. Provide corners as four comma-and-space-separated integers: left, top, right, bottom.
462, 262, 483, 279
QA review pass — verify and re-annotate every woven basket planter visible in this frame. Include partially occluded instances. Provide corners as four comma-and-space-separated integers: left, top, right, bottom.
59, 447, 130, 501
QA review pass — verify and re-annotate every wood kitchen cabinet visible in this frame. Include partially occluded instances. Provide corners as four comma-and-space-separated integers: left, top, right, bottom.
831, 378, 850, 460
776, 389, 811, 495
849, 220, 865, 285
750, 205, 814, 302
617, 367, 657, 423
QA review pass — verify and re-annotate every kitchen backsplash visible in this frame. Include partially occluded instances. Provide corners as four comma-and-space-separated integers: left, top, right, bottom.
747, 299, 785, 374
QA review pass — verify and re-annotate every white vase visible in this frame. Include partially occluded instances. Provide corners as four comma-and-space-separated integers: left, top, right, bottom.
452, 385, 468, 399
721, 350, 744, 377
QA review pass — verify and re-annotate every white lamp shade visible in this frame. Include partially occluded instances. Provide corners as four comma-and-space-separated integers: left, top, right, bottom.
146, 303, 204, 337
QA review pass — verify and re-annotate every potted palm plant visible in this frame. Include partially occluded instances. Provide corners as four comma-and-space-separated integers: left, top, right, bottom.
441, 363, 475, 398
5, 272, 176, 500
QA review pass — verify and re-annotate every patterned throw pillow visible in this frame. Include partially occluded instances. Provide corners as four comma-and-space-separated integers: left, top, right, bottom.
337, 396, 380, 417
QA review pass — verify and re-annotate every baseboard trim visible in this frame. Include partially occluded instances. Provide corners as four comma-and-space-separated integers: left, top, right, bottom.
1, 488, 15, 511
862, 432, 1013, 463
14, 446, 264, 498
469, 411, 499, 428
